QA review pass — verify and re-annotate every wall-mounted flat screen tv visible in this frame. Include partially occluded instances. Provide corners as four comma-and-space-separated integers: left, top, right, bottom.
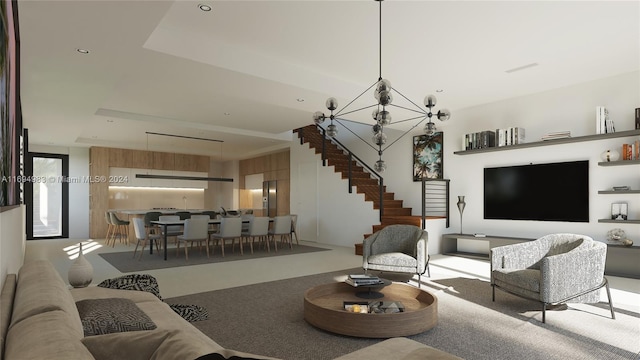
484, 160, 589, 222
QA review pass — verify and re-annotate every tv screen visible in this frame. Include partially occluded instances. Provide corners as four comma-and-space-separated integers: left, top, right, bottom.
484, 160, 589, 222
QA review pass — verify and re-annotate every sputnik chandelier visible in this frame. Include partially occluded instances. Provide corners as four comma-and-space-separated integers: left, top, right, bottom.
312, 0, 450, 173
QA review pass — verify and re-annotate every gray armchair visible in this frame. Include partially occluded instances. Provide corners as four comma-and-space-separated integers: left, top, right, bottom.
362, 225, 429, 287
491, 233, 615, 323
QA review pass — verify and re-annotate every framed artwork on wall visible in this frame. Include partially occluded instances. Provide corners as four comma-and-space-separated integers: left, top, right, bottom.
413, 132, 443, 181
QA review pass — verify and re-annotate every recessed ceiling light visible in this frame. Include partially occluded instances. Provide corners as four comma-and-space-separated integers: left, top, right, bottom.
198, 4, 212, 12
296, 98, 305, 102
76, 48, 90, 54
435, 89, 444, 93
106, 119, 114, 123
223, 112, 231, 116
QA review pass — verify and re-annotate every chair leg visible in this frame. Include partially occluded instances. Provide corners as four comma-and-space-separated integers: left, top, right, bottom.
605, 278, 616, 320
185, 242, 189, 260
492, 285, 495, 302
417, 273, 421, 288
542, 303, 547, 323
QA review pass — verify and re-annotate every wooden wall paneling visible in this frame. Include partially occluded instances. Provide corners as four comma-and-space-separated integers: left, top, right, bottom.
276, 151, 290, 170
277, 179, 290, 215
153, 152, 175, 170
174, 153, 210, 172
89, 147, 110, 239
108, 148, 132, 168
131, 150, 152, 169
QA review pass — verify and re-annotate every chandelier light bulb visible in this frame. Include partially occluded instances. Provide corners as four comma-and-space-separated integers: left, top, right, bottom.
374, 159, 387, 173
326, 97, 338, 111
437, 109, 451, 122
312, 111, 325, 124
372, 109, 380, 120
424, 95, 437, 109
376, 110, 391, 126
326, 124, 338, 137
377, 91, 393, 106
375, 79, 392, 94
372, 132, 387, 146
372, 124, 381, 134
424, 121, 437, 136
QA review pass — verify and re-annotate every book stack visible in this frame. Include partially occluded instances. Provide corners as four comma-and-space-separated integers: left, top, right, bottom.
596, 106, 615, 134
622, 140, 640, 160
345, 274, 383, 287
495, 127, 525, 147
462, 130, 495, 150
541, 131, 571, 141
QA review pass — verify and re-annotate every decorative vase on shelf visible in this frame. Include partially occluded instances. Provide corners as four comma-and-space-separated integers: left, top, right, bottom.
457, 196, 466, 234
600, 149, 620, 162
68, 242, 93, 288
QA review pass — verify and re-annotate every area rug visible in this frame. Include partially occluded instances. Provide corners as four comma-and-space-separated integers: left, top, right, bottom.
166, 269, 640, 360
99, 244, 331, 273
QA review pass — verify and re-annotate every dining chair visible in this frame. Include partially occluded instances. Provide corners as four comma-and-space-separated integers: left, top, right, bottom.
176, 218, 210, 260
132, 217, 162, 260
109, 212, 130, 246
158, 215, 183, 247
175, 211, 192, 220
104, 212, 115, 247
210, 217, 243, 257
268, 215, 292, 251
241, 216, 270, 254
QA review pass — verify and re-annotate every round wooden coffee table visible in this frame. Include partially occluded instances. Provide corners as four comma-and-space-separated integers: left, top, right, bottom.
303, 282, 437, 338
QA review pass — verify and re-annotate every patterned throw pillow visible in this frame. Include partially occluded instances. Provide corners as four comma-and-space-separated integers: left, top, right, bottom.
97, 274, 162, 301
76, 298, 157, 336
168, 304, 209, 322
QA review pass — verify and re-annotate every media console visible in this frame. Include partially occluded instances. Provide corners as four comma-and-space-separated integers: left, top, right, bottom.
441, 233, 640, 279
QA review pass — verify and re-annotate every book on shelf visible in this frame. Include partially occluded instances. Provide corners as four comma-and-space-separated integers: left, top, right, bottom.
596, 106, 615, 134
636, 108, 640, 130
622, 142, 639, 160
495, 127, 525, 147
541, 130, 571, 141
462, 130, 495, 150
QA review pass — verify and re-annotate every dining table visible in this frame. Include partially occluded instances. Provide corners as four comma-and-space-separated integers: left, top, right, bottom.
150, 218, 270, 260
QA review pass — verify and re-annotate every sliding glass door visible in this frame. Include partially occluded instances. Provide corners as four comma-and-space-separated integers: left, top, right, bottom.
26, 153, 69, 239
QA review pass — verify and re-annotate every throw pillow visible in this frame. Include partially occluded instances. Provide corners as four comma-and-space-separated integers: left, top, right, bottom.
97, 274, 162, 300
168, 303, 209, 322
76, 298, 157, 336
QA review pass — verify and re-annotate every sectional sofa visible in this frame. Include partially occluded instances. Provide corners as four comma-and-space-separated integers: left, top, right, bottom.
0, 260, 460, 360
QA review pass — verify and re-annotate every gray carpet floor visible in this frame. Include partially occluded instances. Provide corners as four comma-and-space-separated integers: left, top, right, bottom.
167, 268, 640, 360
99, 244, 330, 272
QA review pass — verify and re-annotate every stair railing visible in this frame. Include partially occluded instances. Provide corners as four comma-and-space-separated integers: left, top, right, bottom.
297, 125, 385, 219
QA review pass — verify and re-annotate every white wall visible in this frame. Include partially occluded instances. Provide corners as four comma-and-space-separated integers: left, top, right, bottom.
0, 205, 26, 289
291, 140, 379, 247
297, 71, 639, 253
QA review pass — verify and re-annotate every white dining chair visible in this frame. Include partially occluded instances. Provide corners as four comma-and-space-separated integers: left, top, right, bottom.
132, 217, 162, 260
210, 217, 243, 257
241, 216, 270, 254
176, 218, 210, 260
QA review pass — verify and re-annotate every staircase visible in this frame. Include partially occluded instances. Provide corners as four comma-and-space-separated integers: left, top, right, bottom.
294, 125, 422, 253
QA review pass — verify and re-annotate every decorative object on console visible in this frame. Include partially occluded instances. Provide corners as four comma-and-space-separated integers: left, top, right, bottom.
606, 228, 626, 243
621, 238, 634, 246
312, 0, 450, 173
600, 149, 621, 162
635, 107, 639, 130
456, 196, 466, 234
611, 203, 628, 221
413, 132, 444, 180
68, 242, 93, 288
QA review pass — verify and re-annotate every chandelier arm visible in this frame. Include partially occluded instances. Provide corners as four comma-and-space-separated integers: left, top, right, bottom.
337, 104, 379, 118
378, 0, 382, 80
334, 81, 379, 117
387, 103, 428, 115
334, 116, 377, 127
391, 87, 429, 114
390, 115, 428, 125
334, 119, 379, 152
381, 117, 428, 152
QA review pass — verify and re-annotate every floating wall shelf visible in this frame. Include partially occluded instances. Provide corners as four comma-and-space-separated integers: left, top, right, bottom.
454, 129, 640, 155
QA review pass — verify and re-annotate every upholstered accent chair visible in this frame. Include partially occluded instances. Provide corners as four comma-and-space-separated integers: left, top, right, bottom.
362, 225, 429, 287
491, 233, 615, 323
